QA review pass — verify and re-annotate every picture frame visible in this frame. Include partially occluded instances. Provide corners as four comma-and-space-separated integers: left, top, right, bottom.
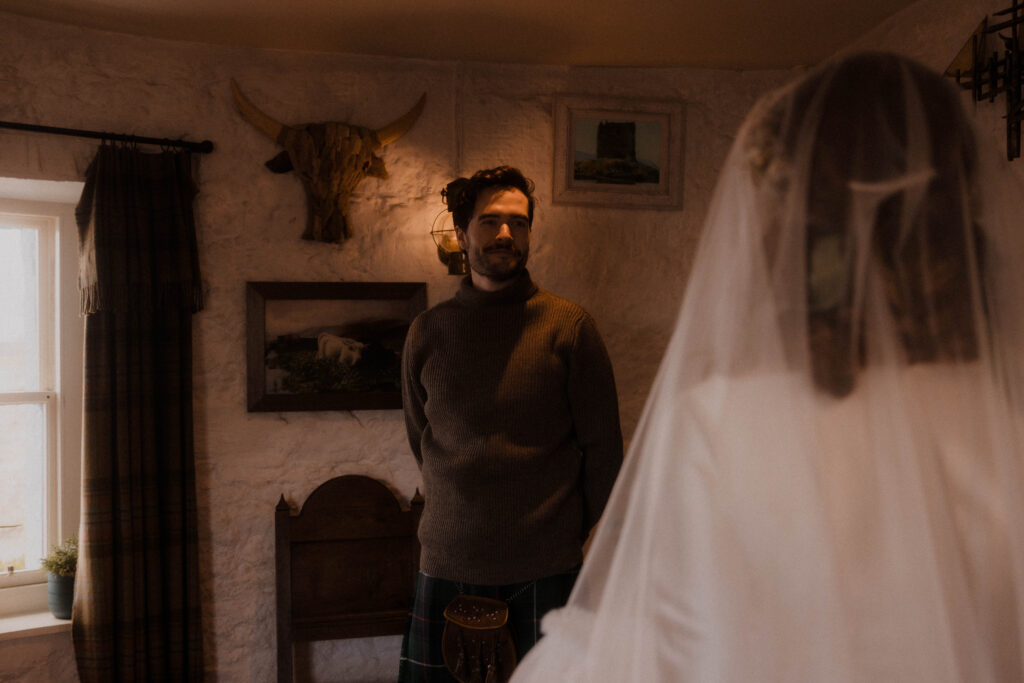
552, 95, 685, 209
246, 281, 427, 412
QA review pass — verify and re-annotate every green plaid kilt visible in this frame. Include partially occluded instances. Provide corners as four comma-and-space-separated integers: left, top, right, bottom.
397, 567, 580, 682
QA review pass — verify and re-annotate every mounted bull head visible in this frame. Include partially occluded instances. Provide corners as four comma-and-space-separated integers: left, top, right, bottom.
231, 80, 425, 243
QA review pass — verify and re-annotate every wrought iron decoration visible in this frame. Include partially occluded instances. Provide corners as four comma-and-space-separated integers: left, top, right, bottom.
946, 0, 1024, 160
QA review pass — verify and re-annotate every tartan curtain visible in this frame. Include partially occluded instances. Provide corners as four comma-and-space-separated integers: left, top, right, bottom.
72, 144, 204, 682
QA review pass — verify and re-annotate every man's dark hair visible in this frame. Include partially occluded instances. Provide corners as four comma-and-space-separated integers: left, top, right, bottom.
442, 166, 536, 230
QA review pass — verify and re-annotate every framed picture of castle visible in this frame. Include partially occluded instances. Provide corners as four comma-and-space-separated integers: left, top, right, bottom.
552, 95, 684, 209
246, 281, 427, 412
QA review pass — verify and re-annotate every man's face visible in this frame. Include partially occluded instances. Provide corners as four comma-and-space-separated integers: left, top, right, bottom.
457, 187, 531, 291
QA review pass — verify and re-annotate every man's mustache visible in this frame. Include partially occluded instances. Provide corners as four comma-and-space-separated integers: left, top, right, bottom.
483, 244, 520, 254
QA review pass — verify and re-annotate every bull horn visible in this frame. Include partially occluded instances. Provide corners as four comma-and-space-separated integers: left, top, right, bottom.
375, 94, 426, 146
230, 79, 285, 143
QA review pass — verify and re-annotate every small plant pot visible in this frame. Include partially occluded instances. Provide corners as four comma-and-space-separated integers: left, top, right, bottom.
47, 574, 75, 620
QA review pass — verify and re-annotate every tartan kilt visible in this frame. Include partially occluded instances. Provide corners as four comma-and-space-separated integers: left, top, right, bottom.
397, 567, 580, 682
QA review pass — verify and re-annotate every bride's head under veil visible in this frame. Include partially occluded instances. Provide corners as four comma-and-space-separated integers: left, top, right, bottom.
511, 52, 1024, 683
676, 51, 989, 398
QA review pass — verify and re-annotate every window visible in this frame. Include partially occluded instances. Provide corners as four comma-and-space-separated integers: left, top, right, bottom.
0, 180, 83, 616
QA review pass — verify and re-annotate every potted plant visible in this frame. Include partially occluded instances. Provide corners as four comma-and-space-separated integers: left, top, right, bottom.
41, 536, 77, 620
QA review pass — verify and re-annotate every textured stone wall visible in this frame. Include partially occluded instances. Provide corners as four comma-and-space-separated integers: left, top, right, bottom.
0, 630, 77, 682
0, 0, 1001, 678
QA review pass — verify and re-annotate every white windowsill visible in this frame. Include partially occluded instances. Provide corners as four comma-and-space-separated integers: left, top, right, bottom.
0, 611, 71, 641
0, 581, 70, 640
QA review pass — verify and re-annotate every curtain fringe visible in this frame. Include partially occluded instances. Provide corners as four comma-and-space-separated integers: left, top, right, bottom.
80, 283, 205, 315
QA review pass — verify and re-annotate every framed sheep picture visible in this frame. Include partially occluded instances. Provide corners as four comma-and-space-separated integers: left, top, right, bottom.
246, 281, 427, 412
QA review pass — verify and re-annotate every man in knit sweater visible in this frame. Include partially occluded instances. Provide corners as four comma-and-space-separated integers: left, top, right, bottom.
398, 166, 623, 682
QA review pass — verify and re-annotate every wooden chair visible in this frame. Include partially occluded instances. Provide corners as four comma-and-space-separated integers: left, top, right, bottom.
275, 475, 423, 683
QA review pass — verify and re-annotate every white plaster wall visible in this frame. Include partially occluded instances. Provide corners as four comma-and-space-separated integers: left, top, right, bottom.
843, 0, 1001, 71
0, 0, 1004, 678
0, 630, 77, 682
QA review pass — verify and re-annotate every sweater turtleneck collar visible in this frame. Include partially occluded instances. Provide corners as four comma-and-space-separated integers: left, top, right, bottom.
456, 270, 538, 307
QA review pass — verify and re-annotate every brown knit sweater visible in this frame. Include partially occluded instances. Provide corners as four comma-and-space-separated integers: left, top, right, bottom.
402, 271, 623, 584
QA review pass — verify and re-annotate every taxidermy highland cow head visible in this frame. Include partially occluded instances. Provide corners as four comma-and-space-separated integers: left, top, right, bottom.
231, 80, 425, 243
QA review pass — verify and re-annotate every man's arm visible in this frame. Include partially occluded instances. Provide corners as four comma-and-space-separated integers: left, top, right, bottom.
568, 315, 624, 532
401, 318, 427, 467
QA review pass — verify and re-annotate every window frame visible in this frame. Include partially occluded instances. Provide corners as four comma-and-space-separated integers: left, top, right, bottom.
0, 185, 83, 616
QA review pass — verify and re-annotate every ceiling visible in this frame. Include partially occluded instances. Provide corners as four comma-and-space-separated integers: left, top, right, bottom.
0, 0, 917, 69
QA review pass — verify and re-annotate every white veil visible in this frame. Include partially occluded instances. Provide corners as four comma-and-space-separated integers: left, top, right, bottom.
513, 53, 1024, 682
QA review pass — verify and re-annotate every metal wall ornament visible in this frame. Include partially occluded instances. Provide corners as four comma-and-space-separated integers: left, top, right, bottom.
946, 1, 1024, 160
231, 80, 426, 242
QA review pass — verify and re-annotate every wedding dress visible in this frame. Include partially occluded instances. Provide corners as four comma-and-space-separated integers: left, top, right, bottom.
512, 52, 1024, 682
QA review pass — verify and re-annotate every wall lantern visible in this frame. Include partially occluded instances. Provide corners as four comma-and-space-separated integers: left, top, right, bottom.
430, 210, 468, 275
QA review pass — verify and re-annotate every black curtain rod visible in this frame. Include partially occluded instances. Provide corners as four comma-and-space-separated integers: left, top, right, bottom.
0, 119, 214, 154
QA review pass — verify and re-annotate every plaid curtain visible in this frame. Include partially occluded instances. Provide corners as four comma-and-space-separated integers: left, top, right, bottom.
72, 144, 205, 682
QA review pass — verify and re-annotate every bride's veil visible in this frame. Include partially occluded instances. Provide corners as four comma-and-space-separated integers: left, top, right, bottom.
513, 52, 1024, 682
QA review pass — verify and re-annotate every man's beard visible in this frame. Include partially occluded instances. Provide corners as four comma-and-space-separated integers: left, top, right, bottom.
469, 244, 529, 282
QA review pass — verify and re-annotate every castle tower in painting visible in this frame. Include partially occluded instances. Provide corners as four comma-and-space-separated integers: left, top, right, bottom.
596, 121, 636, 162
